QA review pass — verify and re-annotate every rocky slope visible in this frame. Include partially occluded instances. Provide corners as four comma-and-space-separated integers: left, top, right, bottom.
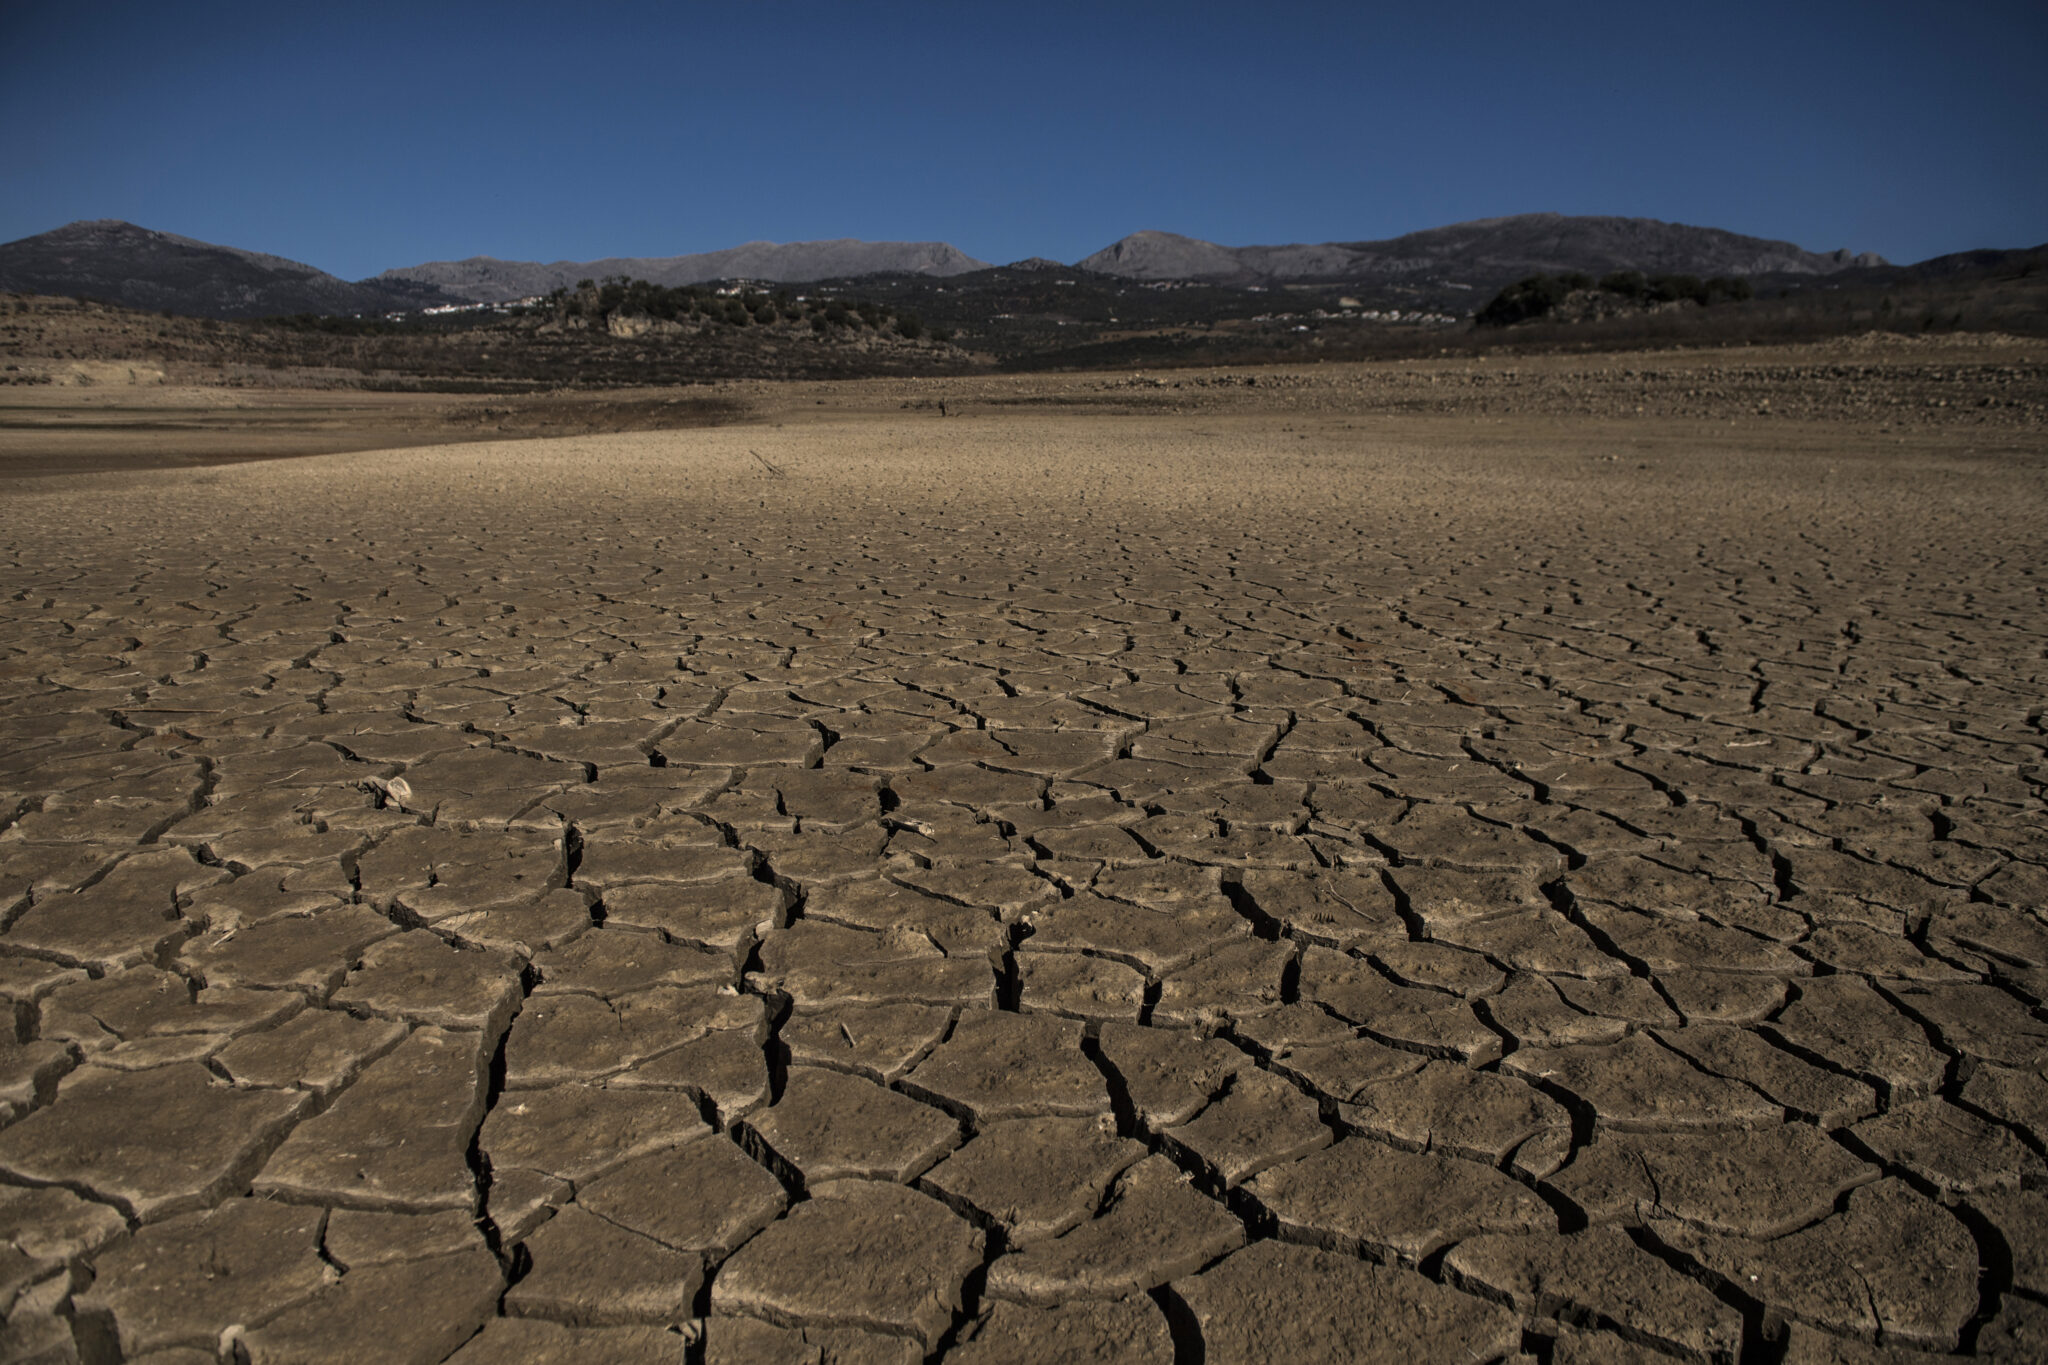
1079, 214, 1887, 285
0, 221, 453, 319
381, 240, 992, 303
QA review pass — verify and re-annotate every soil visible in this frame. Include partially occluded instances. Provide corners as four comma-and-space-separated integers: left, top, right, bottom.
0, 336, 2043, 1361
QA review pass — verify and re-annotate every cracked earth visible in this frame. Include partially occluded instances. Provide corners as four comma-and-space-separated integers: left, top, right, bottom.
1, 383, 2045, 1363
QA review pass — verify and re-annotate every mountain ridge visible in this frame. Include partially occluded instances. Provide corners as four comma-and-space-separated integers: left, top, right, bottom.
0, 214, 1912, 319
1077, 214, 1887, 285
379, 239, 992, 303
0, 220, 452, 319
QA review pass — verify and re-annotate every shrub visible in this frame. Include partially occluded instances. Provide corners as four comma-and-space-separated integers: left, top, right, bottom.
1646, 273, 1706, 305
1475, 275, 1571, 326
1600, 270, 1648, 299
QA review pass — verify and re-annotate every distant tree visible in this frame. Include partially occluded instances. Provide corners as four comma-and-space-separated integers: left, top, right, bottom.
1599, 270, 1647, 299
1646, 273, 1707, 305
896, 313, 924, 339
1475, 275, 1571, 326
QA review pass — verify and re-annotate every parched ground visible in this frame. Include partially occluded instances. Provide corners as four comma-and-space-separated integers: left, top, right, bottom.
2, 351, 2046, 1362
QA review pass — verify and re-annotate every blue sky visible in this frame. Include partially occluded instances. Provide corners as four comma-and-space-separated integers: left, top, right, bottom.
3, 1, 2043, 279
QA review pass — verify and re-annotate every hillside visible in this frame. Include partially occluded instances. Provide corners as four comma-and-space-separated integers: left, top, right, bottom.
1078, 214, 1886, 286
0, 220, 453, 319
382, 240, 991, 303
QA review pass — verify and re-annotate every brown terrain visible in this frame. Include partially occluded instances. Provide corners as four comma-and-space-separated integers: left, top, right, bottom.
1, 331, 2046, 1362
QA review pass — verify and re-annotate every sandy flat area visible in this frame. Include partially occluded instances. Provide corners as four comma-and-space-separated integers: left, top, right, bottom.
2, 363, 2045, 1360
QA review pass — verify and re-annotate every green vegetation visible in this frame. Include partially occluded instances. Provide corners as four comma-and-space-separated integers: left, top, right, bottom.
1476, 270, 1752, 326
542, 275, 928, 336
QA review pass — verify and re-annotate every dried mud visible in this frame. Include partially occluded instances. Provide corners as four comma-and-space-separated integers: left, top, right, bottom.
1, 347, 2045, 1362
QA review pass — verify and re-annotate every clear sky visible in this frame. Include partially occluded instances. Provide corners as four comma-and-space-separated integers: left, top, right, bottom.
4, 0, 2044, 280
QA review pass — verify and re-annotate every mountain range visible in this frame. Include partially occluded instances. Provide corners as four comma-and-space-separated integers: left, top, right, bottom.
0, 214, 1902, 319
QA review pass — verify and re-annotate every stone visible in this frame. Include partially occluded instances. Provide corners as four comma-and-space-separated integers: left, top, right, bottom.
1246, 1138, 1553, 1262
446, 1319, 691, 1364
1961, 1062, 2048, 1147
504, 1205, 702, 1327
1094, 1022, 1253, 1129
3, 848, 223, 973
1548, 1127, 1877, 1236
805, 877, 1008, 956
740, 1067, 959, 1189
901, 1010, 1110, 1125
948, 1297, 1173, 1363
1263, 1032, 1428, 1103
780, 1003, 952, 1084
433, 886, 594, 957
710, 1181, 982, 1351
179, 904, 401, 995
603, 876, 790, 962
1229, 1001, 1359, 1055
752, 922, 995, 1013
983, 1155, 1244, 1305
572, 834, 751, 893
503, 986, 763, 1087
1581, 904, 1806, 975
1298, 946, 1502, 1064
323, 1208, 483, 1268
1444, 1224, 1743, 1362
1340, 1060, 1572, 1163
1016, 951, 1147, 1023
1849, 1098, 2046, 1197
0, 1185, 124, 1315
1652, 1179, 1978, 1350
1656, 970, 1790, 1024
1177, 1239, 1523, 1365
1482, 974, 1630, 1049
1890, 981, 2048, 1070
577, 1138, 788, 1260
39, 965, 303, 1052
484, 1167, 567, 1244
1435, 909, 1630, 979
1980, 1188, 2048, 1300
1160, 1065, 1331, 1189
1767, 977, 1948, 1099
1386, 866, 1550, 933
1019, 891, 1247, 978
0, 1063, 306, 1221
531, 927, 734, 996
1238, 868, 1405, 952
1501, 1033, 1783, 1130
1151, 939, 1294, 1029
254, 1026, 488, 1212
239, 1245, 503, 1364
330, 930, 523, 1033
1551, 974, 1680, 1027
72, 1200, 329, 1357
0, 1037, 74, 1122
919, 1115, 1146, 1246
702, 1314, 920, 1364
616, 1027, 771, 1122
1978, 1295, 2048, 1363
213, 1009, 408, 1094
1656, 1026, 1878, 1128
479, 1084, 711, 1185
